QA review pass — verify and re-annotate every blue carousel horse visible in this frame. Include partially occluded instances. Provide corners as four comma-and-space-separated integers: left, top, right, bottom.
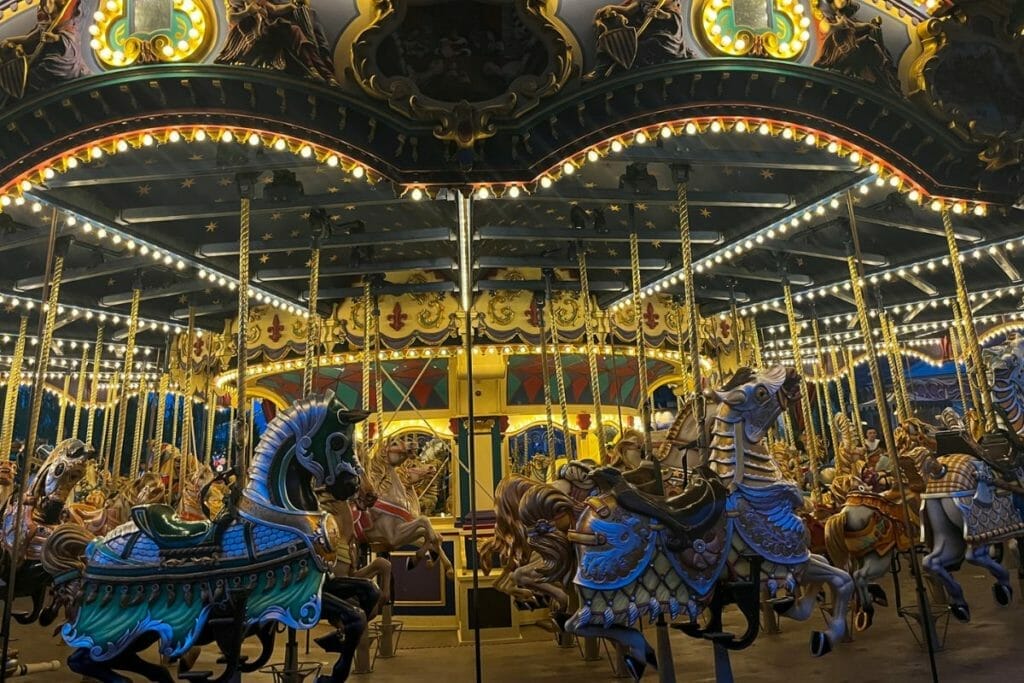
560, 366, 853, 679
40, 391, 380, 683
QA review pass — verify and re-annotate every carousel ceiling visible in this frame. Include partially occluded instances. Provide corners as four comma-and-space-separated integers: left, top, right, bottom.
0, 0, 1021, 372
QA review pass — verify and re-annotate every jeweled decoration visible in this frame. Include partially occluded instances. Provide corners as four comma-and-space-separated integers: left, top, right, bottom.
88, 0, 214, 68
699, 0, 811, 60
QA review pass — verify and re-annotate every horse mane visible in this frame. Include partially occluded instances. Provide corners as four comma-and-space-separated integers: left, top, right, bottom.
519, 485, 575, 587
249, 393, 331, 488
478, 475, 536, 575
720, 367, 756, 392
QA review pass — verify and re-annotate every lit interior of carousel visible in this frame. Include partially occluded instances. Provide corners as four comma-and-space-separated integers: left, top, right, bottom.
0, 1, 1023, 682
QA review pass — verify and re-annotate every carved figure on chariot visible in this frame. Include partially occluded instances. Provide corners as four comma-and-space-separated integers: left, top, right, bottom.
38, 392, 382, 683
586, 0, 693, 79
485, 363, 855, 679
814, 0, 901, 93
0, 0, 88, 104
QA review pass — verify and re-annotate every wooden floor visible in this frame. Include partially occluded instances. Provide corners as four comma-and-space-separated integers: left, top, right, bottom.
8, 566, 1023, 682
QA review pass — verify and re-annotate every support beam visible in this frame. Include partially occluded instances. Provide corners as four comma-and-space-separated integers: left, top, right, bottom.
855, 209, 984, 243
46, 157, 315, 189
620, 145, 861, 172
989, 250, 1022, 283
898, 271, 939, 296
708, 266, 812, 287
902, 302, 928, 323
502, 188, 793, 209
256, 257, 455, 282
14, 256, 150, 291
477, 279, 628, 293
100, 280, 209, 306
0, 227, 63, 254
119, 190, 404, 223
475, 256, 669, 271
307, 280, 457, 301
171, 303, 239, 320
197, 227, 453, 257
475, 225, 722, 244
758, 239, 888, 267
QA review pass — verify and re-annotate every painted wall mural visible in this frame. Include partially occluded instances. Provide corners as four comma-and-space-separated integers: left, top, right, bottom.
505, 353, 678, 407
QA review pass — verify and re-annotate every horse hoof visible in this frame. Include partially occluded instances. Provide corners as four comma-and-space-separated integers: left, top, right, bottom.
769, 596, 795, 615
810, 632, 832, 657
993, 583, 1013, 606
623, 655, 646, 682
867, 584, 888, 607
950, 604, 971, 623
854, 609, 873, 632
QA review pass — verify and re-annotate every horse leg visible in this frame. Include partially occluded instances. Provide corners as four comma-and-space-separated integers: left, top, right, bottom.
851, 552, 891, 630
317, 577, 379, 683
1017, 537, 1024, 580
965, 544, 1013, 606
922, 498, 970, 621
779, 554, 852, 656
566, 614, 655, 682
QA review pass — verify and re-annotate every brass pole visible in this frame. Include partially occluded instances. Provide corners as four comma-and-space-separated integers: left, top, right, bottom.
71, 344, 88, 438
674, 166, 705, 463
205, 387, 217, 464
828, 342, 849, 421
845, 194, 940, 678
303, 223, 322, 397
171, 392, 181, 448
2, 227, 66, 672
178, 307, 196, 507
782, 279, 821, 500
155, 373, 169, 444
361, 282, 372, 464
843, 343, 865, 443
942, 209, 994, 429
56, 374, 71, 441
113, 286, 141, 475
100, 376, 117, 469
578, 246, 607, 464
545, 272, 574, 460
0, 316, 28, 459
235, 175, 255, 484
372, 290, 385, 458
951, 300, 983, 414
948, 318, 971, 413
810, 315, 836, 457
884, 313, 912, 422
131, 384, 147, 472
85, 325, 103, 446
748, 318, 764, 368
628, 231, 654, 457
536, 293, 558, 478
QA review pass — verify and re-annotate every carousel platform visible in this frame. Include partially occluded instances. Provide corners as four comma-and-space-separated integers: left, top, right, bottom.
7, 567, 1023, 682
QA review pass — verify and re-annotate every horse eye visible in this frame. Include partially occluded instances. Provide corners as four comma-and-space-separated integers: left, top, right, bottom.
329, 433, 349, 452
54, 463, 65, 477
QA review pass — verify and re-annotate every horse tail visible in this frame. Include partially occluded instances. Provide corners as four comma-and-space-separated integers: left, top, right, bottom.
479, 475, 534, 575
824, 510, 849, 571
41, 523, 91, 584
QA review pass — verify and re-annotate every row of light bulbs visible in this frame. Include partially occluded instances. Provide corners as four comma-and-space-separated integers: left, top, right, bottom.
195, 270, 309, 317
0, 335, 157, 357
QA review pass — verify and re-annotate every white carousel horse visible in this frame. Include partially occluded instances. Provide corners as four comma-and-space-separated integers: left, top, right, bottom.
562, 366, 853, 679
919, 339, 1024, 621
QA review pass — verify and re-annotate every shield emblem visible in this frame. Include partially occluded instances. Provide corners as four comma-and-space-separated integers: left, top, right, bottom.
598, 25, 639, 71
0, 54, 28, 100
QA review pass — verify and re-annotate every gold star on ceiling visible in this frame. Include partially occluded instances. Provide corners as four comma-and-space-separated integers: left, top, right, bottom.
178, 295, 189, 304
635, 203, 648, 212
700, 208, 712, 218
584, 182, 597, 189
180, 178, 195, 189
135, 184, 151, 196
304, 258, 313, 268
261, 232, 274, 241
259, 254, 270, 264
204, 221, 218, 232
652, 240, 662, 248
760, 169, 775, 180
270, 212, 283, 221
327, 186, 340, 194
289, 229, 301, 238
345, 205, 356, 211
218, 177, 233, 187
329, 253, 338, 262
301, 212, 311, 220
607, 248, 618, 256
203, 288, 212, 295
644, 220, 656, 229
188, 153, 204, 161
609, 205, 621, 212
106, 277, 115, 286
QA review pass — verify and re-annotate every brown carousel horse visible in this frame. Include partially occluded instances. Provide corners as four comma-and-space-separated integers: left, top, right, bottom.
347, 438, 454, 577
0, 438, 96, 624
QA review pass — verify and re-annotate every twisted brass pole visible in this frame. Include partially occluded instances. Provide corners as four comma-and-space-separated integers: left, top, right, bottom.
131, 382, 147, 472
56, 374, 71, 441
951, 299, 983, 414
629, 231, 654, 457
782, 279, 821, 500
303, 226, 322, 398
235, 174, 256, 484
85, 325, 103, 446
810, 315, 836, 456
178, 306, 196, 503
115, 287, 141, 476
205, 387, 217, 464
155, 373, 169, 444
578, 247, 607, 464
100, 375, 117, 468
536, 294, 558, 479
372, 291, 385, 458
828, 342, 849, 421
942, 209, 994, 429
0, 316, 28, 459
361, 282, 372, 464
947, 316, 971, 413
674, 167, 705, 463
545, 273, 574, 460
845, 194, 940, 678
71, 344, 89, 438
843, 343, 865, 443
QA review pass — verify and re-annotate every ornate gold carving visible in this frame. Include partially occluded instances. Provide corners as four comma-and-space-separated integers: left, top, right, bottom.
350, 1, 577, 147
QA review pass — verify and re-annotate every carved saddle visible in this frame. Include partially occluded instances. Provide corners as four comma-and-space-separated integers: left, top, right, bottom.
130, 504, 222, 551
936, 429, 1024, 481
592, 466, 727, 548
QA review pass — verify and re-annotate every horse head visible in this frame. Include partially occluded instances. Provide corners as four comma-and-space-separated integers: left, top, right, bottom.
126, 472, 167, 506
299, 393, 368, 502
713, 365, 800, 444
0, 460, 16, 487
28, 439, 97, 524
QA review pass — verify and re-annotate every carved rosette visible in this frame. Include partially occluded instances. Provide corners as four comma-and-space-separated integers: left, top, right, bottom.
350, 0, 577, 147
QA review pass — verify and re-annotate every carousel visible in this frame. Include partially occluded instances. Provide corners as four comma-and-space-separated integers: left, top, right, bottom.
0, 0, 1021, 681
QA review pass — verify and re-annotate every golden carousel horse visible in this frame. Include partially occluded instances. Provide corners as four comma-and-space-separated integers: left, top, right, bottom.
824, 416, 932, 629
557, 367, 853, 679
0, 460, 17, 511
